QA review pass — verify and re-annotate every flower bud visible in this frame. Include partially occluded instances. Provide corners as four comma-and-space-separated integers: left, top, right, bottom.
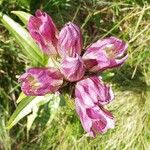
58, 22, 82, 57
27, 10, 58, 55
60, 54, 85, 82
83, 36, 128, 72
19, 67, 63, 96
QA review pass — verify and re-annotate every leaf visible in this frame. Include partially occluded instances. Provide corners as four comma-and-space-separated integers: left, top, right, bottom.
101, 72, 115, 81
46, 93, 61, 126
27, 105, 38, 139
0, 12, 44, 66
7, 94, 54, 129
27, 93, 64, 136
16, 92, 26, 104
16, 0, 31, 9
11, 11, 32, 25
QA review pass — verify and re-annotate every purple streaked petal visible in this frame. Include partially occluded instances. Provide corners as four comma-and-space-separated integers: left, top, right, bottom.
75, 99, 115, 137
75, 76, 114, 107
83, 36, 128, 72
60, 54, 85, 82
75, 99, 93, 135
58, 22, 82, 57
27, 10, 58, 55
19, 67, 63, 96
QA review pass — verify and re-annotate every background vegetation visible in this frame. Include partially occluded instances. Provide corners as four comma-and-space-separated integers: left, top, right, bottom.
0, 0, 150, 149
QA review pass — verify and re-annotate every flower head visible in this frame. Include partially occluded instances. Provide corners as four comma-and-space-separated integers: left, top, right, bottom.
27, 10, 58, 55
19, 68, 63, 96
83, 36, 128, 72
20, 10, 129, 137
75, 76, 114, 136
58, 22, 82, 57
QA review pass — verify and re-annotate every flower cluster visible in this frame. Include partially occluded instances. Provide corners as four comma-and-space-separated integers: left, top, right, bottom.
19, 10, 128, 137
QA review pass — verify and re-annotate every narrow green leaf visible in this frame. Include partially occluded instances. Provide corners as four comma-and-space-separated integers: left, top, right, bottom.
0, 13, 44, 66
7, 94, 53, 129
46, 94, 61, 126
12, 32, 39, 65
16, 0, 31, 9
26, 94, 55, 136
16, 92, 26, 103
101, 72, 115, 81
27, 105, 38, 139
11, 11, 32, 25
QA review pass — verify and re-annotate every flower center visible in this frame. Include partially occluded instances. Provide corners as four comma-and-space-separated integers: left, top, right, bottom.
104, 44, 115, 58
27, 76, 41, 89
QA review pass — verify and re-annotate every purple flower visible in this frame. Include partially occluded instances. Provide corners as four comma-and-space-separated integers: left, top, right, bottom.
27, 10, 58, 55
19, 68, 63, 96
60, 54, 85, 82
82, 36, 128, 72
75, 99, 114, 137
58, 22, 82, 57
23, 10, 129, 136
75, 76, 114, 107
75, 76, 114, 136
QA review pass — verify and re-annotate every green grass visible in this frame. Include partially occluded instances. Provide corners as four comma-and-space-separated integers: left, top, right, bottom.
0, 0, 150, 149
